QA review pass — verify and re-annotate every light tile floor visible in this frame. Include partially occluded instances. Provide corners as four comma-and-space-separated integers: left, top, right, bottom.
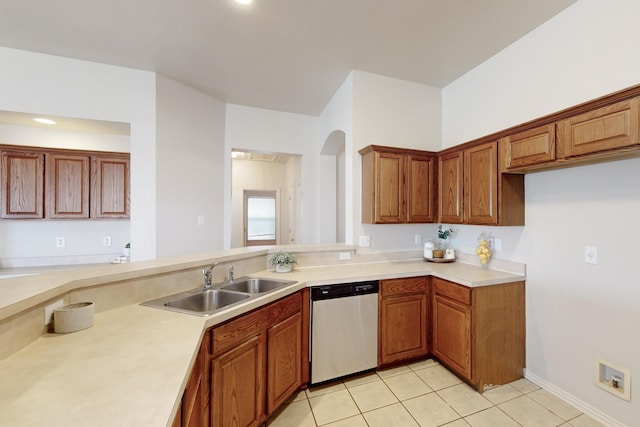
267, 359, 605, 427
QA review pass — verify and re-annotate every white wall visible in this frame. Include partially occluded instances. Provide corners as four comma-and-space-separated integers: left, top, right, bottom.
442, 0, 640, 424
224, 104, 318, 247
318, 73, 354, 244
0, 124, 131, 265
352, 71, 442, 251
155, 75, 226, 258
0, 46, 157, 262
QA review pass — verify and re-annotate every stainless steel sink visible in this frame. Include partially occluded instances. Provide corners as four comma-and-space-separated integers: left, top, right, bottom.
220, 277, 296, 294
141, 288, 251, 316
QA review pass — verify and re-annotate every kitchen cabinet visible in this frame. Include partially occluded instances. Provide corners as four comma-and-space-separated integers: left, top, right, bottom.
173, 332, 210, 427
0, 149, 44, 218
438, 142, 524, 226
438, 150, 464, 224
0, 145, 130, 220
431, 277, 525, 392
91, 155, 130, 218
210, 291, 305, 427
45, 152, 90, 219
378, 276, 429, 367
501, 124, 557, 171
558, 96, 640, 159
360, 145, 437, 224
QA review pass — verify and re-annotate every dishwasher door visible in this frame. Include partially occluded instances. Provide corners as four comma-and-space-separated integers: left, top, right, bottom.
311, 292, 378, 385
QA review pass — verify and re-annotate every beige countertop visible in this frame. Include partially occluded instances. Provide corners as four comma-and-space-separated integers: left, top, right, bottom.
0, 258, 524, 427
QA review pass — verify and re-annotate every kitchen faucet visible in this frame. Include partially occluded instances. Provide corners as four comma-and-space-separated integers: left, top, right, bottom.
202, 262, 219, 289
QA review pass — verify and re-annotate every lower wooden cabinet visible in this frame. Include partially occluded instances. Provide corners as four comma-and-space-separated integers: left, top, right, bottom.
212, 334, 265, 427
378, 277, 429, 367
267, 312, 302, 413
432, 277, 525, 392
173, 332, 210, 427
210, 291, 306, 427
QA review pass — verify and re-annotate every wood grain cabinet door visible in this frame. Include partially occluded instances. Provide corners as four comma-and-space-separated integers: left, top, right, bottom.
374, 151, 405, 223
559, 97, 640, 159
406, 154, 436, 223
502, 124, 556, 170
46, 153, 90, 218
438, 150, 464, 224
90, 155, 130, 218
0, 150, 44, 218
267, 312, 302, 414
432, 294, 471, 379
212, 334, 265, 427
464, 142, 498, 225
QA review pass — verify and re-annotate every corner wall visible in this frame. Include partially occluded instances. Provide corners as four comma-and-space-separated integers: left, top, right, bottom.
442, 1, 640, 424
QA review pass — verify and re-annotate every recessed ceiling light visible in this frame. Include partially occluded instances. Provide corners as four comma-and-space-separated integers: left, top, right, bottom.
34, 117, 56, 125
235, 0, 252, 5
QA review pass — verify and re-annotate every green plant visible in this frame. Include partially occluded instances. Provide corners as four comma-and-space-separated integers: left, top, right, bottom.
125, 242, 130, 249
269, 251, 297, 266
437, 225, 454, 240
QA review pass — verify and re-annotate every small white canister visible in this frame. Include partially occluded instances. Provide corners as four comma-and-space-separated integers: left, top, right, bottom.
445, 248, 456, 259
54, 302, 95, 334
424, 240, 435, 258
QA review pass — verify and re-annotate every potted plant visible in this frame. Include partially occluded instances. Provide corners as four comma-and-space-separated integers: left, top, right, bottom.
437, 225, 454, 249
123, 242, 130, 258
270, 251, 297, 273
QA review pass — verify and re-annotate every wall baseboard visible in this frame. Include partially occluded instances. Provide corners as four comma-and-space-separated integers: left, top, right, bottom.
524, 370, 626, 427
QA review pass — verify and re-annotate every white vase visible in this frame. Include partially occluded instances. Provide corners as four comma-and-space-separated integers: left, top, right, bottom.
275, 264, 292, 273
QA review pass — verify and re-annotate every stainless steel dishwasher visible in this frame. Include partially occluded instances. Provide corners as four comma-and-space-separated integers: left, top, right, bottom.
310, 280, 379, 385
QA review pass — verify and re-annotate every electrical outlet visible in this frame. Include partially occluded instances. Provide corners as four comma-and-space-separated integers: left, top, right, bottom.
359, 235, 370, 247
197, 215, 205, 226
339, 252, 351, 260
494, 238, 502, 251
56, 237, 65, 248
585, 246, 598, 264
44, 299, 64, 325
103, 236, 112, 246
414, 234, 422, 245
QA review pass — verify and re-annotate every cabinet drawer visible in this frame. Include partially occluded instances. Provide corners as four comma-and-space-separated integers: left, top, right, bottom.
502, 124, 556, 170
212, 292, 301, 357
432, 277, 471, 305
381, 277, 428, 297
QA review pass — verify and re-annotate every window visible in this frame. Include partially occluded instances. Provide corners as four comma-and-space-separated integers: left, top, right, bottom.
244, 190, 277, 246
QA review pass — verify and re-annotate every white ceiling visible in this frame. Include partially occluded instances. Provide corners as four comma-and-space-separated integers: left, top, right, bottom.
0, 0, 576, 116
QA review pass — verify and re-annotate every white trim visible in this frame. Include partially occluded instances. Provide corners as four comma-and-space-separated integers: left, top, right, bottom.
524, 369, 627, 427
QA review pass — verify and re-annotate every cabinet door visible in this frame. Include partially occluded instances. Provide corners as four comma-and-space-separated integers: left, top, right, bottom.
91, 155, 130, 218
267, 312, 302, 413
379, 293, 428, 366
374, 151, 405, 223
502, 124, 556, 170
464, 142, 498, 225
438, 151, 463, 223
432, 295, 471, 379
406, 154, 436, 223
559, 97, 639, 159
0, 150, 44, 218
212, 334, 265, 427
45, 153, 90, 219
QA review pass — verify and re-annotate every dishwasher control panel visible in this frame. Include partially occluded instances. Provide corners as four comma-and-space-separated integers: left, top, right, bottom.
310, 280, 379, 300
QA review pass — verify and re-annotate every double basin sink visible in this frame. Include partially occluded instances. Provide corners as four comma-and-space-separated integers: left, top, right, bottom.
141, 277, 297, 316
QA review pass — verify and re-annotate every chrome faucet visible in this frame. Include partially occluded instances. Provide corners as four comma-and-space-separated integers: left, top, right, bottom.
228, 265, 234, 282
202, 262, 219, 289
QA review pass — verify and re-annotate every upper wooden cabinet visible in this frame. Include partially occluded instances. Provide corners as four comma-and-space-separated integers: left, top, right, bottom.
438, 151, 463, 224
91, 155, 130, 218
0, 150, 44, 218
360, 145, 436, 224
46, 153, 90, 219
0, 145, 129, 220
439, 142, 524, 226
558, 97, 640, 159
501, 124, 556, 171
